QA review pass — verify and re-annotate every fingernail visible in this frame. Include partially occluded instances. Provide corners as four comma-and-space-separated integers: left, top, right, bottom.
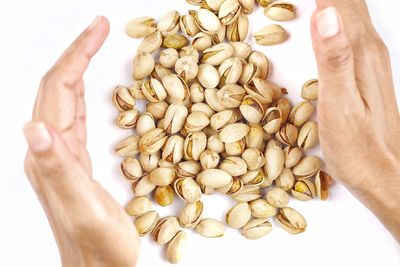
87, 16, 103, 31
315, 7, 340, 39
23, 122, 52, 153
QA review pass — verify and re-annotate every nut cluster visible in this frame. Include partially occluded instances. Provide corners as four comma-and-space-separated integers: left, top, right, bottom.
115, 0, 332, 264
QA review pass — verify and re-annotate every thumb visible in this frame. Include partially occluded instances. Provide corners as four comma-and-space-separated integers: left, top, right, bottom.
310, 6, 360, 104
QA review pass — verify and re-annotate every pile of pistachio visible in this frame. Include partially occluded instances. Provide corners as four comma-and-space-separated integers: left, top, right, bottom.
113, 0, 333, 264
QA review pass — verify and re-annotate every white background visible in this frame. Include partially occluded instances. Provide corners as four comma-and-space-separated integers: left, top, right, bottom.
0, 0, 399, 266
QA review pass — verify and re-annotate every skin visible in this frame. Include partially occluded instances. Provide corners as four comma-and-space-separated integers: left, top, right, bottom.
22, 1, 400, 266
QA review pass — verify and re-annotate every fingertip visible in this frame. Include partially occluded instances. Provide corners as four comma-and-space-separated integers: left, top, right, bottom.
85, 16, 110, 55
311, 7, 341, 41
23, 122, 53, 153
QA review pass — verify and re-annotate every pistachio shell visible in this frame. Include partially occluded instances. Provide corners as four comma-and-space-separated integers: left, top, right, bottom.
289, 101, 314, 127
126, 196, 152, 217
121, 157, 143, 181
249, 199, 277, 218
219, 123, 250, 143
195, 218, 225, 237
125, 17, 156, 38
292, 179, 316, 201
180, 14, 200, 36
240, 95, 265, 123
167, 231, 187, 264
240, 169, 265, 186
137, 31, 163, 53
195, 8, 221, 35
265, 187, 289, 208
134, 210, 160, 236
160, 48, 179, 68
197, 63, 220, 88
174, 177, 202, 203
184, 132, 207, 160
301, 79, 319, 100
176, 160, 202, 178
132, 52, 155, 80
204, 88, 227, 112
132, 175, 157, 196
146, 101, 168, 120
297, 121, 318, 150
201, 43, 234, 66
219, 0, 242, 25
231, 185, 261, 202
149, 167, 176, 186
197, 169, 233, 188
136, 113, 156, 136
283, 146, 302, 168
276, 207, 307, 234
113, 86, 136, 111
192, 32, 213, 51
139, 128, 168, 155
224, 138, 246, 156
207, 134, 225, 153
199, 149, 220, 169
248, 51, 269, 79
179, 201, 203, 228
241, 218, 273, 239
226, 13, 249, 41
264, 2, 296, 21
245, 124, 264, 150
292, 156, 321, 179
158, 10, 180, 36
263, 107, 282, 134
254, 24, 288, 46
115, 135, 140, 157
154, 186, 175, 207
315, 170, 333, 201
275, 168, 295, 191
276, 123, 298, 146
151, 217, 180, 245
220, 156, 248, 176
242, 148, 265, 170
264, 146, 284, 180
225, 202, 252, 229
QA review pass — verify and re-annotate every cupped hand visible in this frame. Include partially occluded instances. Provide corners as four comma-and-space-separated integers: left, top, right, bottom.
311, 0, 400, 240
23, 17, 140, 267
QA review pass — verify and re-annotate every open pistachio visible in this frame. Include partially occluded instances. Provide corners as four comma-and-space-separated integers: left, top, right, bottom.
241, 218, 273, 240
121, 157, 143, 181
158, 10, 180, 36
226, 13, 249, 42
135, 210, 159, 236
239, 63, 260, 85
210, 110, 237, 131
230, 42, 251, 59
197, 169, 233, 188
201, 0, 225, 12
139, 128, 168, 155
179, 201, 203, 228
256, 0, 272, 7
136, 113, 156, 136
272, 97, 291, 122
292, 179, 316, 201
218, 57, 243, 86
132, 52, 155, 80
167, 231, 187, 264
245, 124, 264, 150
239, 0, 255, 13
220, 156, 247, 176
116, 109, 140, 129
283, 146, 302, 168
199, 149, 220, 169
125, 17, 156, 38
276, 207, 307, 234
297, 121, 318, 150
154, 185, 175, 206
164, 103, 189, 134
219, 0, 241, 25
289, 100, 314, 127
275, 168, 295, 191
240, 95, 265, 123
201, 43, 234, 66
128, 79, 146, 99
315, 170, 333, 201
217, 84, 246, 108
174, 177, 202, 203
231, 185, 261, 202
219, 123, 249, 143
139, 152, 159, 173
163, 74, 190, 102
197, 63, 220, 88
195, 8, 221, 35
115, 135, 140, 157
264, 146, 284, 180
183, 131, 207, 160
175, 56, 199, 81
240, 169, 265, 186
149, 167, 175, 186
126, 196, 152, 217
184, 111, 210, 133
276, 123, 298, 146
263, 107, 282, 134
191, 32, 213, 51
196, 218, 225, 238
265, 187, 289, 208
224, 137, 246, 156
205, 88, 227, 112
137, 31, 163, 54
249, 199, 277, 219
142, 78, 167, 103
163, 34, 188, 50
211, 23, 226, 44
146, 101, 168, 120
133, 175, 157, 196
264, 2, 296, 21
151, 217, 180, 245
292, 156, 321, 179
190, 103, 216, 118
207, 134, 225, 153
176, 160, 201, 178
242, 148, 265, 170
248, 51, 269, 80
162, 135, 184, 164
180, 13, 200, 37
244, 78, 273, 105
254, 24, 288, 46
225, 202, 252, 229
113, 86, 136, 111
301, 79, 318, 100
218, 176, 243, 195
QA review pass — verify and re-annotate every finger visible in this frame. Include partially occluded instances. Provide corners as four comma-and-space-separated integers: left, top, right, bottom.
311, 7, 364, 108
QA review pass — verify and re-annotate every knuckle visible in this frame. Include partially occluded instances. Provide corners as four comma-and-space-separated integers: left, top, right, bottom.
40, 159, 66, 178
322, 44, 353, 72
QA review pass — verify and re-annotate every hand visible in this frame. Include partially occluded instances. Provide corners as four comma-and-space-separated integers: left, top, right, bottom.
311, 0, 400, 241
23, 17, 140, 267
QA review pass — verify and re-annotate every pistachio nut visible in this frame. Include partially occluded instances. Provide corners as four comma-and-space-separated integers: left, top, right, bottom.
231, 41, 252, 59
276, 123, 298, 146
158, 159, 175, 168
126, 196, 152, 217
195, 218, 225, 238
175, 56, 199, 81
176, 160, 202, 178
166, 231, 186, 264
219, 123, 249, 143
219, 0, 242, 25
272, 97, 292, 122
297, 121, 318, 150
211, 24, 226, 44
181, 45, 200, 61
224, 137, 246, 156
239, 95, 265, 123
184, 111, 210, 133
139, 151, 160, 173
315, 170, 333, 201
201, 43, 234, 66
217, 84, 246, 108
239, 0, 255, 14
201, 0, 225, 12
125, 16, 156, 38
249, 199, 277, 219
264, 146, 284, 180
151, 63, 173, 80
244, 78, 274, 104
184, 131, 207, 160
217, 176, 243, 195
220, 157, 247, 176
283, 146, 302, 168
163, 34, 188, 50
180, 13, 200, 37
137, 31, 163, 54
207, 134, 225, 154
245, 124, 264, 150
242, 148, 265, 170
292, 156, 321, 179
288, 100, 314, 127
263, 107, 282, 134
191, 32, 213, 52
146, 101, 167, 120
160, 48, 179, 68
197, 63, 220, 88
134, 210, 159, 236
174, 177, 202, 203
227, 13, 249, 41
149, 167, 176, 186
113, 86, 136, 111
265, 187, 289, 208
199, 149, 220, 169
154, 185, 175, 207
136, 113, 156, 136
240, 169, 265, 186
190, 103, 216, 118
225, 202, 252, 229
275, 168, 295, 191
157, 10, 180, 36
248, 51, 269, 80
264, 2, 296, 21
197, 169, 233, 188
132, 52, 155, 80
179, 201, 203, 228
239, 62, 260, 85
163, 104, 187, 135
292, 179, 316, 201
132, 175, 157, 196
231, 185, 261, 202
139, 128, 167, 155
210, 110, 237, 131
116, 109, 139, 129
218, 57, 243, 86
142, 78, 167, 103
241, 218, 273, 239
115, 135, 140, 157
121, 157, 143, 181
256, 0, 272, 7
162, 135, 184, 164
260, 176, 274, 189
204, 88, 226, 112
190, 82, 204, 103
276, 207, 307, 234
265, 139, 282, 150
254, 24, 288, 46
194, 8, 221, 35
151, 216, 180, 245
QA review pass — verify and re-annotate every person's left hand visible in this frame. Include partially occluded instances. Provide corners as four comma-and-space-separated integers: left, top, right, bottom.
23, 16, 140, 267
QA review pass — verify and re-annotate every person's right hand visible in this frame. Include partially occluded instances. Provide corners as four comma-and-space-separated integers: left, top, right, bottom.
311, 0, 400, 241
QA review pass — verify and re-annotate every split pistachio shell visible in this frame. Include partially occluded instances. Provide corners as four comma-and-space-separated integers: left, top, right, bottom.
116, 109, 140, 129
164, 103, 188, 134
125, 17, 156, 38
163, 34, 188, 50
201, 0, 225, 12
263, 107, 282, 134
195, 8, 221, 35
248, 51, 269, 80
210, 110, 237, 131
191, 32, 213, 51
211, 23, 226, 44
200, 149, 220, 169
190, 82, 205, 103
184, 111, 210, 133
139, 128, 168, 155
197, 63, 220, 88
315, 170, 333, 201
249, 199, 277, 218
149, 167, 176, 186
264, 2, 296, 21
142, 78, 167, 103
180, 46, 200, 62
257, 0, 272, 7
184, 132, 207, 160
175, 56, 199, 81
240, 95, 265, 123
132, 53, 155, 80
136, 113, 156, 136
275, 168, 295, 191
152, 63, 173, 81
162, 74, 189, 102
218, 57, 243, 86
220, 156, 247, 176
201, 43, 234, 66
126, 196, 152, 217
180, 14, 200, 36
292, 179, 316, 201
217, 84, 246, 108
242, 218, 273, 239
297, 121, 318, 150
227, 13, 249, 42
133, 175, 157, 196
265, 187, 289, 208
283, 146, 302, 168
205, 88, 227, 112
301, 79, 318, 100
277, 207, 307, 234
244, 78, 273, 104
179, 201, 203, 228
289, 101, 314, 127
121, 157, 143, 181
273, 98, 292, 122
225, 202, 252, 228
231, 185, 261, 202
292, 156, 321, 179
195, 218, 225, 237
231, 42, 251, 59
254, 24, 288, 46
139, 152, 159, 173
245, 124, 264, 150
240, 169, 265, 186
239, 63, 260, 85
137, 31, 163, 53
219, 0, 241, 25
135, 210, 160, 236
224, 138, 246, 156
219, 123, 250, 143
207, 134, 225, 153
242, 148, 265, 170
113, 86, 136, 111
152, 217, 181, 245
218, 176, 243, 194
276, 123, 298, 146
147, 101, 168, 120
176, 160, 202, 178
158, 10, 180, 36
115, 135, 140, 157
154, 185, 175, 206
162, 135, 184, 164
174, 177, 202, 203
160, 48, 179, 68
190, 103, 216, 118
264, 146, 284, 180
239, 0, 255, 13
197, 169, 233, 188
